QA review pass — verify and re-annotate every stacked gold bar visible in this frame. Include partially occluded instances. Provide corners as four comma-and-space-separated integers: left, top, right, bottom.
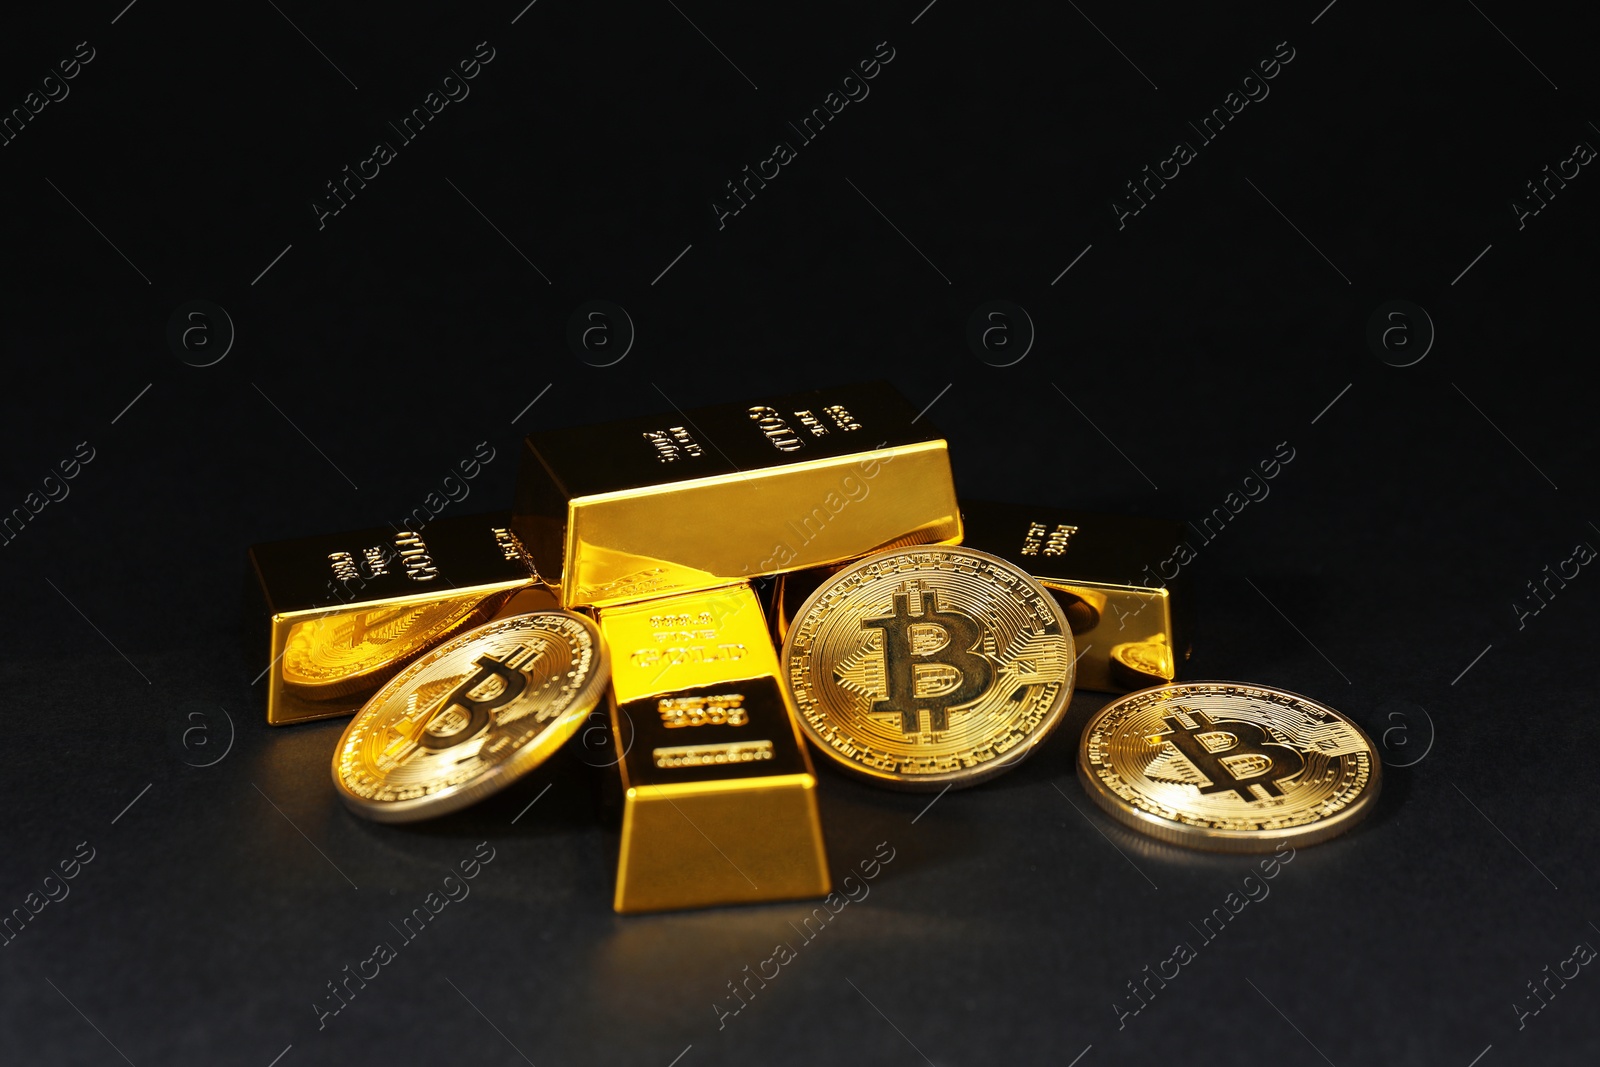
512, 382, 962, 912
248, 512, 539, 725
955, 501, 1191, 693
600, 585, 829, 912
511, 381, 962, 608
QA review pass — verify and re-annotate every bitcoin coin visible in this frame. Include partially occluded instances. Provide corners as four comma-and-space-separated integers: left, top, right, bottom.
782, 546, 1075, 790
333, 611, 609, 822
282, 594, 501, 700
1078, 681, 1380, 851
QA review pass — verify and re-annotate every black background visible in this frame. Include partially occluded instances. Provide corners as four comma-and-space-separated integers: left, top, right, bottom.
2, 1, 1597, 1064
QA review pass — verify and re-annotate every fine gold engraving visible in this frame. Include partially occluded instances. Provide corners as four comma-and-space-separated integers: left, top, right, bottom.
653, 740, 774, 768
783, 546, 1076, 790
658, 694, 749, 728
1078, 681, 1381, 851
1020, 521, 1078, 557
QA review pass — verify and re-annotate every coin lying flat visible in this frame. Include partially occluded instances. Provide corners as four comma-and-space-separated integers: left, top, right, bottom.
333, 611, 609, 822
1078, 681, 1380, 851
782, 546, 1076, 790
283, 594, 499, 700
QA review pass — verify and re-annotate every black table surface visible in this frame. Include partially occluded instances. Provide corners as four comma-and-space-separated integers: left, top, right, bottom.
2, 3, 1596, 1064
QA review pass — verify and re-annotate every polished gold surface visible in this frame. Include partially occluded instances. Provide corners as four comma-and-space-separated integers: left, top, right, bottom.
333, 611, 608, 823
488, 582, 562, 618
1078, 681, 1381, 852
513, 382, 962, 609
1109, 634, 1176, 690
956, 500, 1191, 694
249, 513, 537, 725
281, 597, 490, 699
782, 546, 1076, 790
599, 584, 829, 913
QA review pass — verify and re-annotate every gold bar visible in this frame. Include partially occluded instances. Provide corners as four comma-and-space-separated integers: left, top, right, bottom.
771, 501, 1192, 694
487, 582, 562, 618
512, 381, 962, 609
598, 583, 829, 913
956, 500, 1191, 693
248, 512, 538, 725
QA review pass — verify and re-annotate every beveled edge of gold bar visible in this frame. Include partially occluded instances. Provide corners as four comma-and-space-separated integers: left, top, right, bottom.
1031, 576, 1176, 694
263, 575, 534, 726
1031, 575, 1174, 605
267, 577, 535, 623
952, 499, 1192, 694
613, 773, 829, 914
624, 771, 819, 800
561, 439, 962, 609
599, 584, 831, 912
559, 437, 944, 506
252, 512, 543, 724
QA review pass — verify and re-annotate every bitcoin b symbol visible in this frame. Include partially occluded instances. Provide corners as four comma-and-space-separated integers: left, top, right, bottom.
860, 589, 995, 734
1159, 710, 1305, 801
414, 653, 530, 750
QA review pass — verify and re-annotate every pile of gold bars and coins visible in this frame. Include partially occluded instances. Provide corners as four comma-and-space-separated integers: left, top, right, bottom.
247, 383, 1379, 912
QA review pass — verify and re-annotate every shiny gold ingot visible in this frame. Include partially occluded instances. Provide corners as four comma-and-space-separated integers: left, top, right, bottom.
955, 500, 1191, 694
512, 382, 962, 609
489, 583, 563, 619
281, 598, 488, 699
599, 583, 829, 913
782, 546, 1076, 790
248, 513, 538, 725
333, 611, 608, 823
1109, 634, 1176, 690
1078, 681, 1381, 851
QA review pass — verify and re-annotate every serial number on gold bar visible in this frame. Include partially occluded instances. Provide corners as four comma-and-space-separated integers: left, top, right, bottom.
652, 740, 774, 768
657, 694, 749, 728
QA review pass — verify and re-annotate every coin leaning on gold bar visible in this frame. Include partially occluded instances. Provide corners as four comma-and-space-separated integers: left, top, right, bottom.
782, 546, 1076, 790
282, 596, 497, 700
1078, 681, 1381, 852
333, 611, 609, 823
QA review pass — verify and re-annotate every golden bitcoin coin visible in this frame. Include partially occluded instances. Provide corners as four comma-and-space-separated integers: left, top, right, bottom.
1078, 681, 1381, 851
781, 546, 1076, 790
333, 611, 609, 822
282, 594, 501, 700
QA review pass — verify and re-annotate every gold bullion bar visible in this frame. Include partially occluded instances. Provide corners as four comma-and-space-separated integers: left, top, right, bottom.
770, 501, 1192, 694
598, 582, 829, 913
247, 512, 539, 725
957, 500, 1191, 693
512, 381, 962, 610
